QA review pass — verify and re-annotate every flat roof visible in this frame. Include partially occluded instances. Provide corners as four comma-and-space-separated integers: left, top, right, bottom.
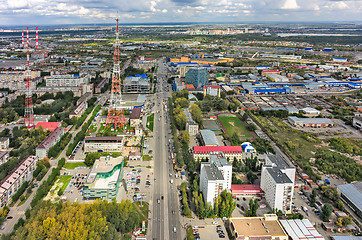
337, 182, 362, 212
288, 116, 334, 125
130, 107, 142, 119
85, 156, 123, 189
230, 215, 286, 238
209, 153, 230, 168
200, 130, 220, 146
266, 168, 293, 184
194, 146, 242, 154
266, 154, 293, 169
85, 136, 123, 142
204, 164, 224, 181
231, 184, 262, 194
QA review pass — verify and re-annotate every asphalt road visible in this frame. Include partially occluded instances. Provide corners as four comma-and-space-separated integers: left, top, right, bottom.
151, 59, 182, 240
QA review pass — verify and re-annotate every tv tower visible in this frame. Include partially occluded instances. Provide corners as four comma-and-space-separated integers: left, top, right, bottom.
24, 27, 34, 128
106, 19, 125, 130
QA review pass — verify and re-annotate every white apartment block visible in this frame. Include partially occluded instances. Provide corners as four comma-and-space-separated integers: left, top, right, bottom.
200, 152, 232, 206
0, 137, 9, 150
46, 74, 90, 87
260, 154, 295, 214
0, 151, 9, 165
0, 155, 39, 207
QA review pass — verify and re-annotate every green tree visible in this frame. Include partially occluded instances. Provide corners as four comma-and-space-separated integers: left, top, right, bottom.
321, 204, 333, 222
179, 131, 190, 146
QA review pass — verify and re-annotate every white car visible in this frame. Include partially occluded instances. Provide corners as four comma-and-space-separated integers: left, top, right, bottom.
173, 227, 177, 233
212, 221, 218, 225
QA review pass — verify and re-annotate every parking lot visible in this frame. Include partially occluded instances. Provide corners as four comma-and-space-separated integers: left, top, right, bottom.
232, 196, 270, 217
60, 166, 91, 203
191, 222, 228, 240
123, 165, 153, 203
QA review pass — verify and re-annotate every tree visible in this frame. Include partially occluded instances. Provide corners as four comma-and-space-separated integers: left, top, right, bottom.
241, 113, 248, 121
214, 190, 236, 218
321, 204, 333, 222
310, 190, 317, 208
179, 131, 190, 146
190, 103, 203, 126
247, 123, 257, 132
220, 91, 226, 99
174, 112, 186, 130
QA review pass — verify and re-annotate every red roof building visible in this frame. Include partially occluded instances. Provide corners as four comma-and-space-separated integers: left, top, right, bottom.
231, 184, 263, 197
193, 146, 242, 162
186, 84, 195, 90
35, 122, 61, 132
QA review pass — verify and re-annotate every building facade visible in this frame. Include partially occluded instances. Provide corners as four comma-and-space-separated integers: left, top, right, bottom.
184, 108, 199, 135
0, 155, 39, 207
36, 127, 65, 160
288, 116, 334, 128
84, 137, 124, 153
199, 153, 232, 206
0, 151, 9, 165
69, 100, 88, 118
45, 74, 90, 87
123, 76, 150, 93
260, 154, 295, 214
0, 137, 9, 150
185, 67, 209, 89
193, 146, 243, 162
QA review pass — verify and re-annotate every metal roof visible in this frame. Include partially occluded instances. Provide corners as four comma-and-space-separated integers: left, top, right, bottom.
337, 182, 362, 213
200, 129, 220, 146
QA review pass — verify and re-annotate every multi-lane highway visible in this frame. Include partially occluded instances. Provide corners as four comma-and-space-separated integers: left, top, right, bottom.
151, 59, 182, 240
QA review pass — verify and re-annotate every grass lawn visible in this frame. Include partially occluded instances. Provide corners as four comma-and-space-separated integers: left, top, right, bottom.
64, 162, 86, 169
146, 114, 154, 131
58, 175, 72, 193
218, 115, 253, 138
142, 155, 152, 161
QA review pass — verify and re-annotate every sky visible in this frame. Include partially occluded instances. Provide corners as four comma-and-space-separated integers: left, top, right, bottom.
0, 0, 361, 25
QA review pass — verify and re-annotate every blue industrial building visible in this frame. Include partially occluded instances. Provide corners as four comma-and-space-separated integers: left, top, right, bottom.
185, 67, 209, 89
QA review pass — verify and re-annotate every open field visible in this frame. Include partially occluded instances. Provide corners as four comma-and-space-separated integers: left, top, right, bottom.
64, 162, 87, 169
218, 115, 253, 138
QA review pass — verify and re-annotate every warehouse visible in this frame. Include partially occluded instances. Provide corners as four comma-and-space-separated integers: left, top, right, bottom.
280, 219, 324, 240
288, 116, 334, 128
337, 182, 362, 219
199, 130, 220, 146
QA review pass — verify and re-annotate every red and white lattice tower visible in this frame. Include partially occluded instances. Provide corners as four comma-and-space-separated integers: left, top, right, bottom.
106, 19, 125, 130
21, 31, 24, 46
35, 27, 38, 49
24, 27, 34, 127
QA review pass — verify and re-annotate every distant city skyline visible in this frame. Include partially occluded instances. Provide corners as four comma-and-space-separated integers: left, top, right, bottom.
0, 0, 361, 25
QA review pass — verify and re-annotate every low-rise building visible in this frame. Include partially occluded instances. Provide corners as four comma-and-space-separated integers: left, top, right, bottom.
129, 107, 142, 127
84, 136, 124, 153
83, 155, 124, 200
36, 127, 65, 159
229, 214, 288, 240
0, 137, 9, 150
199, 152, 232, 205
301, 107, 320, 117
69, 100, 88, 118
288, 116, 334, 128
352, 113, 362, 131
35, 122, 62, 132
0, 155, 38, 207
199, 130, 221, 146
337, 181, 362, 219
128, 152, 141, 161
203, 85, 221, 97
0, 151, 9, 165
280, 219, 324, 240
184, 108, 198, 135
230, 184, 263, 198
193, 146, 243, 162
260, 154, 295, 214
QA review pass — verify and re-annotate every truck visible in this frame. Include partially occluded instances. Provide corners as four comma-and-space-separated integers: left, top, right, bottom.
325, 178, 330, 185
302, 206, 308, 213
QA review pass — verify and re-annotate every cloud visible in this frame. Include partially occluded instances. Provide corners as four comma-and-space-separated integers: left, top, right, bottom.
281, 0, 300, 9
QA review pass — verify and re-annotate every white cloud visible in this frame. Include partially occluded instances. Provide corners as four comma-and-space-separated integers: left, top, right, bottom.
281, 0, 300, 9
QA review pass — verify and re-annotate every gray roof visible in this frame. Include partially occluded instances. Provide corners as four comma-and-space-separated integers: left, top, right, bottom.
209, 153, 230, 168
266, 167, 293, 184
338, 182, 362, 212
331, 236, 362, 240
200, 130, 220, 146
288, 116, 333, 125
266, 154, 293, 169
204, 164, 224, 181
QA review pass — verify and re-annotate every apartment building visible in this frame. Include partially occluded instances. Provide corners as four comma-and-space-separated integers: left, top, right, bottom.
199, 152, 232, 205
260, 154, 295, 214
36, 127, 65, 159
0, 155, 39, 207
84, 137, 124, 153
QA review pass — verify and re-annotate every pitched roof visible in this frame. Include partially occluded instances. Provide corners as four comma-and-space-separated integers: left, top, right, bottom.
130, 107, 142, 119
193, 146, 242, 154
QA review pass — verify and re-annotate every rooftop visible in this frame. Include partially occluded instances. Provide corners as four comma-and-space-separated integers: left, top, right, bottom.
35, 122, 61, 131
0, 151, 8, 159
204, 164, 224, 181
85, 155, 123, 189
266, 154, 293, 169
200, 129, 221, 146
130, 107, 142, 119
280, 219, 324, 240
230, 215, 286, 238
194, 146, 242, 153
209, 152, 230, 168
85, 136, 123, 142
231, 184, 262, 194
0, 137, 9, 142
266, 167, 293, 184
288, 116, 334, 124
337, 182, 362, 212
36, 127, 64, 149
